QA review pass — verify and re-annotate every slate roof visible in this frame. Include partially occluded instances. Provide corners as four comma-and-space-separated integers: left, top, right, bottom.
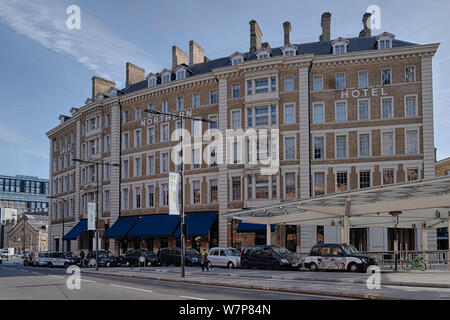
118, 35, 418, 96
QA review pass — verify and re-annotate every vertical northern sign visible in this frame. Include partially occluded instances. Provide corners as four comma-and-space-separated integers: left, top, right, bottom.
87, 202, 96, 230
169, 172, 180, 215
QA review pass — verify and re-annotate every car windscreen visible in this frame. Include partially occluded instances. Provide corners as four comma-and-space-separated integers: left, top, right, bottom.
186, 249, 200, 256
225, 249, 240, 256
272, 246, 296, 259
342, 245, 359, 255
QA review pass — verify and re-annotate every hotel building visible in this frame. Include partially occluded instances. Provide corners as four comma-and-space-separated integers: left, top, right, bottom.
46, 12, 439, 254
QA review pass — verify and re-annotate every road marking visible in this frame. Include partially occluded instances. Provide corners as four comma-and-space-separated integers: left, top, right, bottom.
179, 296, 206, 300
80, 279, 96, 283
110, 284, 153, 293
30, 272, 43, 275
50, 275, 64, 279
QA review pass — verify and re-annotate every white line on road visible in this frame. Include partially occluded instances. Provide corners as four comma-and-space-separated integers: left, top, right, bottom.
30, 272, 43, 275
50, 275, 64, 279
179, 296, 206, 300
110, 284, 153, 293
80, 279, 96, 283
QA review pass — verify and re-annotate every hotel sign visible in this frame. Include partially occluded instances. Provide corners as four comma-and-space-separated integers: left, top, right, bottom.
341, 87, 387, 100
141, 109, 193, 127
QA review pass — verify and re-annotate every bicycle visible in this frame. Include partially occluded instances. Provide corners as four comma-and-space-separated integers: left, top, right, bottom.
401, 257, 427, 271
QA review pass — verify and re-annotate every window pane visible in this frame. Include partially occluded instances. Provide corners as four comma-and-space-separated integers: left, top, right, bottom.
383, 169, 394, 185
313, 76, 323, 91
358, 100, 369, 120
359, 134, 370, 157
284, 105, 295, 124
284, 76, 294, 92
313, 104, 324, 124
381, 98, 393, 119
336, 136, 347, 158
382, 132, 394, 155
336, 102, 346, 122
406, 130, 418, 154
405, 96, 417, 117
314, 172, 325, 196
359, 171, 371, 189
285, 137, 295, 159
336, 73, 346, 89
285, 173, 296, 198
358, 71, 368, 87
336, 172, 348, 192
314, 137, 324, 159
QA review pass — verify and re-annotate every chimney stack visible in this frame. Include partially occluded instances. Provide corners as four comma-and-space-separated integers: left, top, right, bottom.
283, 21, 291, 45
126, 62, 145, 87
320, 12, 331, 41
172, 46, 188, 69
91, 76, 115, 100
359, 12, 372, 37
249, 20, 263, 53
189, 40, 205, 65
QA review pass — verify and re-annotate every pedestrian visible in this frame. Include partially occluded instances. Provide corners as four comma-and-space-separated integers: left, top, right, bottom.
79, 250, 85, 266
201, 249, 209, 272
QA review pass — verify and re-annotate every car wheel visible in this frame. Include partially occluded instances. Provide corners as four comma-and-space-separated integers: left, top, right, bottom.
227, 262, 234, 269
348, 262, 359, 273
309, 262, 318, 272
106, 261, 111, 268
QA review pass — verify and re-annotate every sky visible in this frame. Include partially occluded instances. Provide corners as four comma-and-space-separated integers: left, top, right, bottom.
0, 0, 449, 180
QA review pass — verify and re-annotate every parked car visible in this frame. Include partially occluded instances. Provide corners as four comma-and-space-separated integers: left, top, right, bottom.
208, 247, 241, 269
32, 252, 50, 267
1, 248, 13, 258
119, 249, 157, 267
240, 245, 300, 270
83, 251, 120, 268
47, 251, 78, 268
157, 247, 201, 267
304, 243, 377, 273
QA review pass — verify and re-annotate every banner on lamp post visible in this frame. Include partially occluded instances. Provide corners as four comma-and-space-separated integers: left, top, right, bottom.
87, 202, 96, 230
169, 172, 180, 215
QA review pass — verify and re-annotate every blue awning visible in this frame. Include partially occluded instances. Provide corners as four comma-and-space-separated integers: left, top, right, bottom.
175, 212, 217, 237
127, 214, 180, 238
103, 216, 140, 239
236, 222, 274, 233
63, 220, 87, 240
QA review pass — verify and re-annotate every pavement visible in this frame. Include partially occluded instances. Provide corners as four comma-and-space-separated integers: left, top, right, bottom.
80, 265, 450, 300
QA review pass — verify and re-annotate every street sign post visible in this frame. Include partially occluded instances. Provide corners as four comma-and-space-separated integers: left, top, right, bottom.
389, 211, 401, 271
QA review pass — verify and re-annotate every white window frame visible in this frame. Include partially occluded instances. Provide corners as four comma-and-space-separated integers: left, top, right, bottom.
160, 152, 169, 173
358, 132, 372, 158
381, 68, 392, 86
231, 83, 241, 99
335, 169, 350, 193
147, 126, 155, 145
208, 179, 218, 203
312, 102, 325, 124
283, 135, 297, 160
336, 72, 346, 90
284, 76, 294, 92
147, 153, 155, 175
405, 128, 420, 155
191, 180, 202, 205
381, 96, 394, 120
358, 168, 373, 189
160, 123, 169, 142
404, 94, 418, 118
134, 156, 141, 177
405, 65, 417, 83
192, 93, 200, 108
381, 130, 395, 156
147, 184, 155, 208
335, 100, 347, 122
230, 109, 241, 130
358, 70, 369, 88
335, 133, 348, 159
312, 134, 326, 160
134, 129, 141, 148
283, 171, 297, 199
312, 170, 327, 196
357, 98, 371, 121
283, 103, 296, 125
313, 75, 323, 91
381, 167, 397, 186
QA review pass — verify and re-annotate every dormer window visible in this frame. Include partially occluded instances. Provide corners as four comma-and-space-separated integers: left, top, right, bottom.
161, 72, 171, 84
331, 38, 349, 54
377, 32, 395, 50
148, 77, 157, 87
96, 93, 105, 101
281, 45, 298, 57
176, 69, 185, 80
230, 52, 245, 66
108, 88, 117, 97
256, 48, 271, 60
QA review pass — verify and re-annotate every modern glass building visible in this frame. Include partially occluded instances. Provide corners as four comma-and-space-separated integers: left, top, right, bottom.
0, 175, 49, 210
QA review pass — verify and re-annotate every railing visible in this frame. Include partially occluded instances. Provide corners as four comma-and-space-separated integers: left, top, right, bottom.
359, 250, 449, 270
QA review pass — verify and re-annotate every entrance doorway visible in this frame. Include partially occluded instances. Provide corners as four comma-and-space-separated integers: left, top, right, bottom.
350, 228, 368, 251
285, 225, 297, 252
388, 228, 416, 251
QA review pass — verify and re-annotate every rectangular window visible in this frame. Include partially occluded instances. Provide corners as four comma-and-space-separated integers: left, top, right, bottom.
271, 105, 277, 124
284, 137, 295, 160
336, 73, 346, 90
161, 153, 168, 173
358, 100, 370, 121
162, 74, 170, 84
284, 104, 295, 124
358, 71, 368, 87
192, 93, 200, 107
135, 187, 141, 209
161, 183, 168, 206
210, 179, 218, 203
255, 175, 269, 199
335, 102, 347, 122
336, 172, 348, 192
255, 107, 269, 126
147, 155, 155, 175
176, 96, 184, 110
147, 127, 154, 144
359, 134, 370, 157
313, 75, 323, 91
314, 172, 325, 196
162, 100, 168, 113
405, 95, 417, 117
232, 84, 240, 98
192, 181, 201, 204
381, 97, 393, 119
336, 135, 347, 158
123, 111, 129, 124
314, 137, 325, 159
122, 160, 129, 179
247, 108, 253, 127
135, 107, 142, 120
383, 169, 395, 185
382, 132, 394, 155
161, 124, 169, 142
359, 170, 371, 189
147, 186, 154, 207
148, 77, 156, 87
247, 80, 253, 95
232, 177, 241, 201
313, 103, 324, 124
210, 90, 217, 104
381, 69, 391, 85
122, 189, 129, 210
134, 157, 141, 177
407, 168, 419, 181
123, 133, 129, 150
271, 77, 277, 91
406, 130, 418, 154
176, 69, 185, 80
231, 110, 241, 129
405, 66, 416, 83
255, 79, 269, 93
284, 76, 294, 92
104, 136, 111, 153
208, 115, 217, 133
285, 173, 296, 198
192, 120, 201, 137
134, 130, 141, 148
192, 147, 201, 169
104, 164, 110, 181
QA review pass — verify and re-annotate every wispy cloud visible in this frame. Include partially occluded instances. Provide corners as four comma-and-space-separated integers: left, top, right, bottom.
0, 124, 33, 145
0, 0, 160, 86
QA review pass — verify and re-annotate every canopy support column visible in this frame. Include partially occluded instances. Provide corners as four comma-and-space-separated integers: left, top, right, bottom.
341, 197, 351, 244
266, 224, 272, 245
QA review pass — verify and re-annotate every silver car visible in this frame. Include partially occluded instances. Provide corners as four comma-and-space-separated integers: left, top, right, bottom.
32, 252, 50, 267
208, 247, 241, 269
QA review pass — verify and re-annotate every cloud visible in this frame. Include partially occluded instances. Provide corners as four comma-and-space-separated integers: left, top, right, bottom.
0, 0, 160, 86
0, 124, 33, 145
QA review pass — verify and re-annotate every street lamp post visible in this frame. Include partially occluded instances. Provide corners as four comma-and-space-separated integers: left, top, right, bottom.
144, 108, 215, 278
73, 158, 120, 271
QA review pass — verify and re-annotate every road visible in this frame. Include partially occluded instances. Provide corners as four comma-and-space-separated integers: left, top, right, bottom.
0, 264, 343, 300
